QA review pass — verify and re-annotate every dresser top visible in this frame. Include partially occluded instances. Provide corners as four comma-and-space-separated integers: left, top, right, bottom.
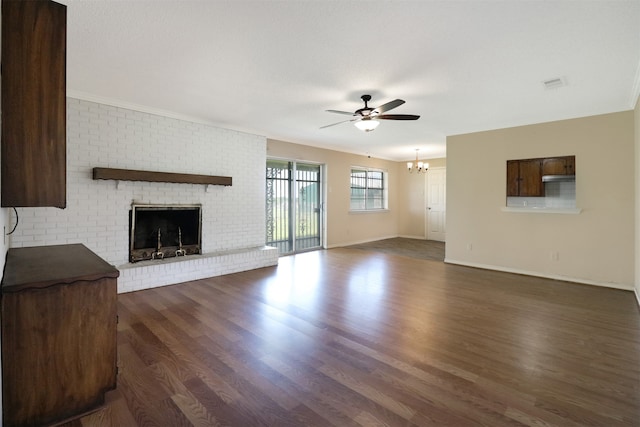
2, 244, 119, 292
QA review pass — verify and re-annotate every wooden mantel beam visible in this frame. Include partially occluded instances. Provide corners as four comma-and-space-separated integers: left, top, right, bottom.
92, 167, 232, 186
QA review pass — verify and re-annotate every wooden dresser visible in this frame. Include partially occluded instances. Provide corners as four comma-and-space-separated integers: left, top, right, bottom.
1, 244, 119, 426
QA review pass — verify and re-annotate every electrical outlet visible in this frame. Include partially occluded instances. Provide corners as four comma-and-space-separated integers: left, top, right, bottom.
550, 251, 560, 261
467, 243, 473, 251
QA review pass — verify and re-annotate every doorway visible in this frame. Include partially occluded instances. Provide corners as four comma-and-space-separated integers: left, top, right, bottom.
266, 159, 323, 254
426, 167, 446, 242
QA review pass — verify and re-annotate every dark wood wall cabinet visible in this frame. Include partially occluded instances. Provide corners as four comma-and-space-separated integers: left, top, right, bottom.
542, 156, 575, 176
1, 244, 119, 426
507, 155, 575, 197
1, 0, 67, 208
507, 159, 544, 197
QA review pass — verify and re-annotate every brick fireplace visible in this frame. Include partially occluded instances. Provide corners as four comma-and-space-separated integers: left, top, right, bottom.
8, 97, 279, 293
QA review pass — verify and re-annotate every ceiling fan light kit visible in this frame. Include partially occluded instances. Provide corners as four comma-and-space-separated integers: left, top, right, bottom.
354, 118, 380, 132
322, 94, 420, 132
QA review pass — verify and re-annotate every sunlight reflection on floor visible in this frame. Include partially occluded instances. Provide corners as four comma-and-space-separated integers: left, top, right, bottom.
262, 250, 394, 332
262, 251, 323, 309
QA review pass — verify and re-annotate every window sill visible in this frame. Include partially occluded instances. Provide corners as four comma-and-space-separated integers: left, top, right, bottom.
349, 209, 390, 214
501, 207, 582, 214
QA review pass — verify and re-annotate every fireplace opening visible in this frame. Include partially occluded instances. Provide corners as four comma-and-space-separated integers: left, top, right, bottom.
129, 204, 201, 262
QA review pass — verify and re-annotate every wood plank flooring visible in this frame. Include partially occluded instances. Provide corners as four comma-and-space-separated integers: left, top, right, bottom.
347, 238, 445, 262
65, 248, 640, 426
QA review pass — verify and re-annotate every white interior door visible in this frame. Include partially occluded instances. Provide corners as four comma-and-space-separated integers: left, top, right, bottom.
426, 167, 446, 241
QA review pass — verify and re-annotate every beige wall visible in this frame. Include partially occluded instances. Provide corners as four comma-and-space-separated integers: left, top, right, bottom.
0, 16, 5, 275
0, 9, 5, 275
635, 97, 640, 300
397, 158, 446, 238
267, 140, 403, 247
267, 139, 446, 246
447, 111, 635, 289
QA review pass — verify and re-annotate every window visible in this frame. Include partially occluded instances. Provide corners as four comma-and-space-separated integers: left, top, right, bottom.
350, 168, 387, 211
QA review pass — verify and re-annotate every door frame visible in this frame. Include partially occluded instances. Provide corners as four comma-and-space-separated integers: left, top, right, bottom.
266, 157, 326, 254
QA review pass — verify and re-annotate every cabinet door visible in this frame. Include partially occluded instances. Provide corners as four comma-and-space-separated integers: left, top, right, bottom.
542, 158, 567, 175
506, 161, 520, 196
564, 156, 575, 174
542, 156, 575, 176
2, 278, 117, 426
1, 0, 67, 208
518, 159, 543, 196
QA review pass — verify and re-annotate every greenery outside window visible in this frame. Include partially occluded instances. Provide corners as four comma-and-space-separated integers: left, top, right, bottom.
350, 168, 387, 211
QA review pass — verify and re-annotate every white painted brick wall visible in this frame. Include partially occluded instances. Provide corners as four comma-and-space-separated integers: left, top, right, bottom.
9, 98, 278, 292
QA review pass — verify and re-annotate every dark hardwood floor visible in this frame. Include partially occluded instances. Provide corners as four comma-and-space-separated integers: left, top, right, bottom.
65, 247, 640, 426
346, 237, 445, 262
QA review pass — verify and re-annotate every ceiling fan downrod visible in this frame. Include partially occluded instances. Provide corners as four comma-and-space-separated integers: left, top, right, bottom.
357, 94, 373, 116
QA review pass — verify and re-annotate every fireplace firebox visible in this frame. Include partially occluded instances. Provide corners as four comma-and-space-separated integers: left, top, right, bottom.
129, 204, 202, 262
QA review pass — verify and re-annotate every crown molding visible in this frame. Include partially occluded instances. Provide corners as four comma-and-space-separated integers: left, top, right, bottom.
66, 90, 266, 138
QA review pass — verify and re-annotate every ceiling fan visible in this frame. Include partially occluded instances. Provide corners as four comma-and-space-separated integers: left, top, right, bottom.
321, 94, 420, 132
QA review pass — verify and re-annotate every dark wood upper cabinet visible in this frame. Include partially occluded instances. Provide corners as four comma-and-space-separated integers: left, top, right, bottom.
1, 0, 67, 208
506, 159, 543, 197
507, 155, 576, 198
542, 156, 575, 176
506, 160, 520, 196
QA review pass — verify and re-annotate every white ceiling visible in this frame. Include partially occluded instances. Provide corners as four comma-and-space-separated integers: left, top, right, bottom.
60, 0, 640, 161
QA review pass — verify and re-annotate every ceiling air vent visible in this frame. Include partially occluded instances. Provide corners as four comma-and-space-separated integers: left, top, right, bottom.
542, 77, 566, 90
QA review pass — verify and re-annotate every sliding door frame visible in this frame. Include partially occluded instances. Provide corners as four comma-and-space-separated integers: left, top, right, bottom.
266, 158, 326, 254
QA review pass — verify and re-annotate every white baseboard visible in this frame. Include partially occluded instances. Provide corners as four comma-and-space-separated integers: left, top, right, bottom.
398, 234, 446, 242
326, 235, 399, 249
397, 234, 427, 240
327, 235, 444, 249
444, 258, 635, 291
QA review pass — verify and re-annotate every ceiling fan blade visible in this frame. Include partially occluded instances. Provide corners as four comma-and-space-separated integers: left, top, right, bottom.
377, 114, 420, 120
320, 118, 356, 129
373, 99, 405, 114
326, 109, 356, 116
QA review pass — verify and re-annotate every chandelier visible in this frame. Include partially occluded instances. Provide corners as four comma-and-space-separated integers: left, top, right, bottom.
407, 149, 429, 173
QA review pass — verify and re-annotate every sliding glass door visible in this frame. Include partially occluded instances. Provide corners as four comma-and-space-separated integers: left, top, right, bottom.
266, 160, 322, 254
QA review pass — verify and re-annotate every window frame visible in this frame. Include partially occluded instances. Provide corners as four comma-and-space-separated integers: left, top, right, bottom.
349, 167, 388, 212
